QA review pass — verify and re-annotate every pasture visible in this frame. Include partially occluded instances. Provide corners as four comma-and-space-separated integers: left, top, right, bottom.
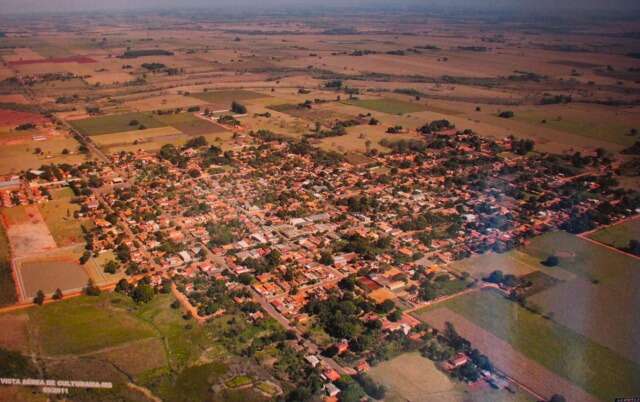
586, 217, 640, 249
346, 97, 427, 115
414, 289, 640, 402
68, 112, 165, 136
156, 112, 228, 135
191, 89, 268, 108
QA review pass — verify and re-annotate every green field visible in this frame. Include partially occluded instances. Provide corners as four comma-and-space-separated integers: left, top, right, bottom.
28, 294, 155, 355
587, 218, 640, 249
416, 290, 640, 402
346, 98, 427, 115
0, 221, 17, 306
514, 109, 637, 146
191, 90, 267, 106
68, 112, 165, 136
156, 113, 227, 135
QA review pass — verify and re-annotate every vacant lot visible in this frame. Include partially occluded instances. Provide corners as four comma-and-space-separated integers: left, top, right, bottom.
156, 112, 227, 135
2, 205, 57, 258
17, 258, 89, 298
415, 290, 640, 402
346, 98, 427, 115
38, 197, 86, 246
68, 112, 165, 136
369, 352, 460, 402
268, 103, 355, 125
586, 217, 640, 249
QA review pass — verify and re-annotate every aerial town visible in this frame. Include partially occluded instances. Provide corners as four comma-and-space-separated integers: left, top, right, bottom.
0, 2, 639, 402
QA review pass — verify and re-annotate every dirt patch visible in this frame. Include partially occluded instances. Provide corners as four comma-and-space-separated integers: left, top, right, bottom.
0, 109, 48, 126
7, 56, 96, 66
17, 258, 89, 298
4, 206, 57, 258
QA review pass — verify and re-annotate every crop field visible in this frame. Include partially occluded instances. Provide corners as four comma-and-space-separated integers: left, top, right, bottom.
267, 102, 356, 125
586, 217, 640, 249
156, 112, 228, 135
17, 258, 89, 298
414, 290, 640, 402
346, 97, 427, 115
68, 112, 165, 136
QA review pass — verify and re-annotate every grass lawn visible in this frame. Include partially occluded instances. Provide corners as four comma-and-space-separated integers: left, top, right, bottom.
346, 98, 426, 115
38, 198, 86, 246
427, 290, 640, 402
28, 293, 156, 355
68, 112, 165, 136
587, 218, 640, 249
155, 112, 227, 135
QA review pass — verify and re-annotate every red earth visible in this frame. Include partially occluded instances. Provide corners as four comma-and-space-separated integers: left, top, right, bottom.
7, 56, 96, 66
0, 109, 48, 126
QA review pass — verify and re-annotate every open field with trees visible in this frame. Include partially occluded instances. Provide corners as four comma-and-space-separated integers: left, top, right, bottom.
0, 222, 17, 306
586, 217, 640, 249
414, 290, 640, 402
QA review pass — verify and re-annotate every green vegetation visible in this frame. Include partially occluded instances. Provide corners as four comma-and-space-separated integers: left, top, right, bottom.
225, 375, 253, 388
587, 219, 640, 249
68, 112, 165, 136
28, 293, 156, 355
156, 112, 226, 135
0, 221, 17, 306
346, 98, 426, 115
191, 90, 266, 105
436, 290, 640, 401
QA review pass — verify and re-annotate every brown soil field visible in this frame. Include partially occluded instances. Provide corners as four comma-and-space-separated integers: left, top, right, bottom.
0, 109, 48, 126
17, 258, 89, 299
2, 206, 57, 258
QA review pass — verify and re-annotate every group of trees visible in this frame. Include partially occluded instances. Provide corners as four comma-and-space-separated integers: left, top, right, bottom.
115, 276, 159, 304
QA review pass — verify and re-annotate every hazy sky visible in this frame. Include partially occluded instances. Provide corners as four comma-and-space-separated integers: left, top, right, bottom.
1, 0, 639, 14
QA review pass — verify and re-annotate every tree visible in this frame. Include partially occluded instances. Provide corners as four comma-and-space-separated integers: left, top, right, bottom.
499, 110, 514, 118
33, 290, 45, 305
543, 255, 559, 267
231, 101, 247, 114
103, 259, 119, 274
115, 278, 131, 294
52, 288, 63, 300
132, 284, 155, 304
549, 395, 566, 402
84, 279, 101, 296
